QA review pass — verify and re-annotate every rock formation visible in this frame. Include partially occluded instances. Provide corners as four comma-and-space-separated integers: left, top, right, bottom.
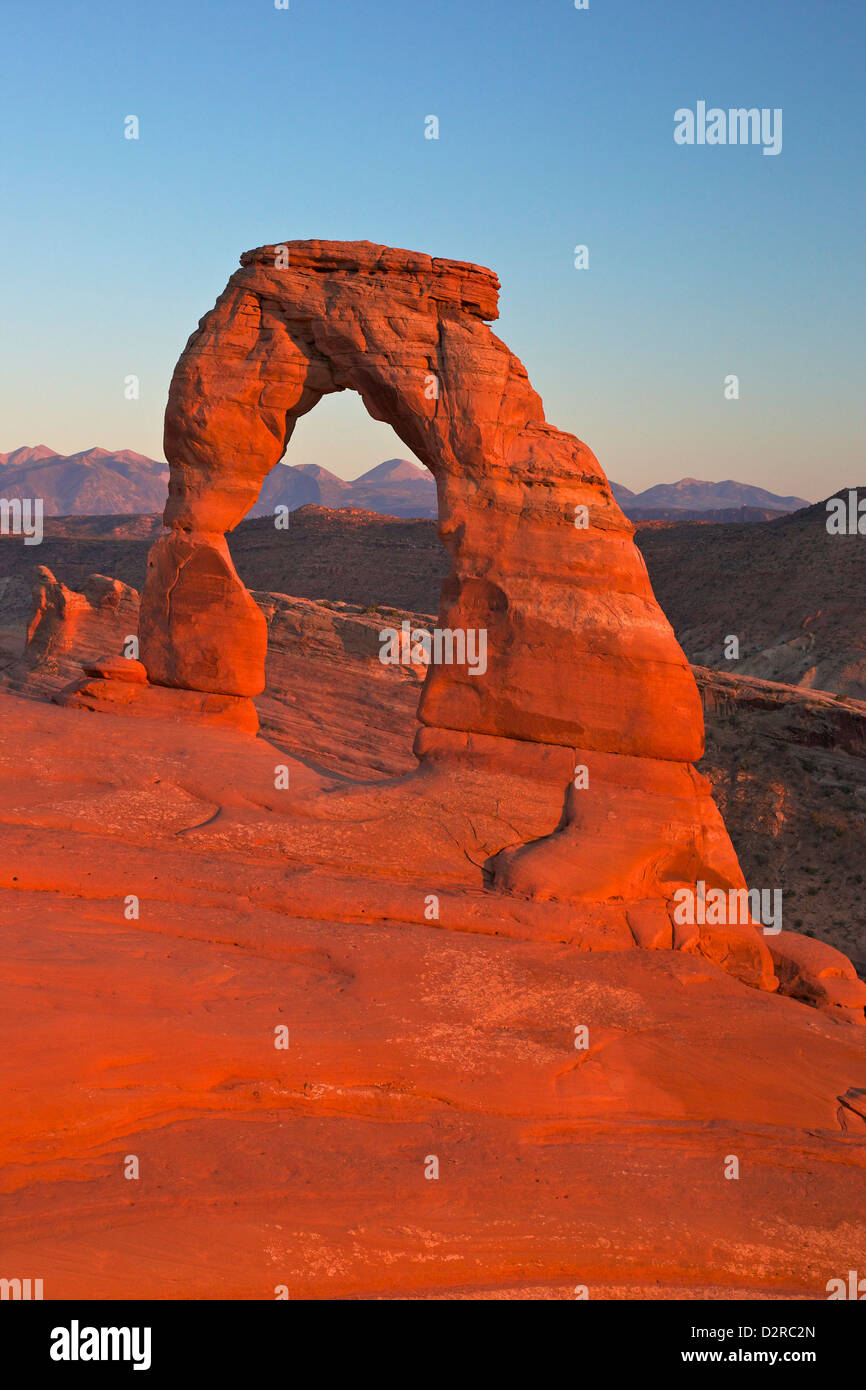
1, 682, 865, 1299
21, 563, 860, 1019
132, 240, 770, 970
3, 565, 865, 1296
143, 240, 702, 757
25, 566, 138, 676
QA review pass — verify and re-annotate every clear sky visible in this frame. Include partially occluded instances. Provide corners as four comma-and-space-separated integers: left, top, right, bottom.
1, 0, 863, 499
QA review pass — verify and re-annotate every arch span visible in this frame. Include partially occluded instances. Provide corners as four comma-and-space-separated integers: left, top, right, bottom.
136, 239, 765, 958
141, 239, 699, 760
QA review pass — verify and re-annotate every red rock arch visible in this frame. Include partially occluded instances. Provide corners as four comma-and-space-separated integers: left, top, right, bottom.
141, 240, 700, 759
138, 239, 762, 960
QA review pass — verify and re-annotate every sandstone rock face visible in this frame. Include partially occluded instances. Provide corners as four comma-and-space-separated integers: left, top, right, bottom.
493, 751, 744, 904
25, 566, 138, 672
10, 567, 865, 1015
82, 655, 147, 683
1, 690, 865, 1298
140, 532, 266, 696
135, 239, 756, 951
769, 931, 866, 1023
66, 676, 260, 734
143, 239, 701, 758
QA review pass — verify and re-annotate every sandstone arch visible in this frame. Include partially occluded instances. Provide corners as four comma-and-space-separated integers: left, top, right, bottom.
143, 240, 701, 755
138, 239, 764, 973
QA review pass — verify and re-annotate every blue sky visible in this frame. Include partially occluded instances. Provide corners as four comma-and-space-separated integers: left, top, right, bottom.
1, 0, 863, 499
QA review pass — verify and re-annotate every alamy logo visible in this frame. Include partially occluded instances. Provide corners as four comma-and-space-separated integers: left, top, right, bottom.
674, 102, 782, 156
0, 497, 43, 545
826, 1270, 866, 1299
672, 880, 782, 934
826, 491, 866, 534
50, 1320, 152, 1371
379, 620, 488, 676
0, 1277, 43, 1299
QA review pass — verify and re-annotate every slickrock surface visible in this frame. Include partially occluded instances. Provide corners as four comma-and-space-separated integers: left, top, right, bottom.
253, 591, 429, 779
3, 579, 866, 1297
0, 690, 865, 1299
7, 573, 866, 964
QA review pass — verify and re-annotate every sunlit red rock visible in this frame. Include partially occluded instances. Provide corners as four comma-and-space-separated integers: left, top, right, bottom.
0, 689, 864, 1299
136, 238, 748, 935
25, 565, 138, 671
140, 532, 267, 696
25, 563, 861, 1018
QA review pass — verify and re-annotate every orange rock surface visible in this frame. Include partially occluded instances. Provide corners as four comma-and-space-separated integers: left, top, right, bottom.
1, 692, 865, 1300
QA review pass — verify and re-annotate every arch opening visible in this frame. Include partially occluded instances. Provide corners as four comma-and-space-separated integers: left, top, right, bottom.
232, 387, 449, 780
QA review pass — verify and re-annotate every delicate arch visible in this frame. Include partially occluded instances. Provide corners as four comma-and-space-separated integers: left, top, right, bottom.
141, 239, 703, 762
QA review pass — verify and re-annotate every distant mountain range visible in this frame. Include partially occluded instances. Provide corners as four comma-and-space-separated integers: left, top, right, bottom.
1, 447, 810, 524
610, 477, 810, 520
0, 448, 438, 520
248, 457, 438, 519
0, 446, 168, 515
